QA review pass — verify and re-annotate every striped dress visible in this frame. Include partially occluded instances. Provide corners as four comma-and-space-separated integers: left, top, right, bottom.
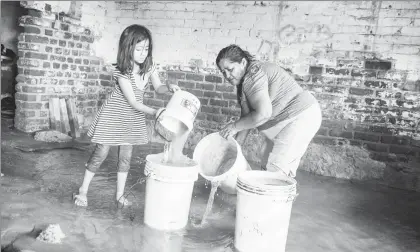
87, 66, 155, 145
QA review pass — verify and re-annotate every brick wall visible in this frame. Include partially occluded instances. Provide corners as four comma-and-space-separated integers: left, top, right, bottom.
14, 2, 112, 132
12, 1, 420, 191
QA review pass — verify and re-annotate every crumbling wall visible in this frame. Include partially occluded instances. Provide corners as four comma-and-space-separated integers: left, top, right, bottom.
12, 1, 420, 191
14, 1, 113, 132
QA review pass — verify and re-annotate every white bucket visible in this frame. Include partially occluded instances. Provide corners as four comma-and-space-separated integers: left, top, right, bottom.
234, 171, 298, 252
144, 153, 199, 230
155, 90, 201, 141
193, 132, 251, 195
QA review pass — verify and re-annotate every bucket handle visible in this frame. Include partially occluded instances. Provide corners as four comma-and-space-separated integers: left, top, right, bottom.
154, 109, 172, 142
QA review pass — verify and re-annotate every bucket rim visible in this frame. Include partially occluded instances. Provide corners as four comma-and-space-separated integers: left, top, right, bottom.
237, 170, 297, 193
192, 132, 242, 180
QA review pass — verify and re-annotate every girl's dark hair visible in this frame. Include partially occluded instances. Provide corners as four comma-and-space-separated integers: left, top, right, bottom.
215, 44, 255, 69
116, 24, 153, 77
216, 44, 255, 102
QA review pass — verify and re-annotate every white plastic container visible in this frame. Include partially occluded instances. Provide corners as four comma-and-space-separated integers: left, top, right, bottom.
193, 132, 251, 194
155, 90, 201, 141
143, 153, 199, 230
234, 171, 298, 252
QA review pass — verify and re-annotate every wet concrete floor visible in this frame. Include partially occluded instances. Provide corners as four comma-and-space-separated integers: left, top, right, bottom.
1, 119, 420, 252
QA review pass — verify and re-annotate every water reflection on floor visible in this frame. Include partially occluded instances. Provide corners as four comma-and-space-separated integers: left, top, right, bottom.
1, 142, 420, 252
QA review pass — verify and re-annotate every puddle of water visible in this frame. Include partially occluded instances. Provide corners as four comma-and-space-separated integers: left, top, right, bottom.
1, 145, 235, 252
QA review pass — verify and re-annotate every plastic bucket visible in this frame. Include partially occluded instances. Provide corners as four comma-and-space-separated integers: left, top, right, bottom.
155, 90, 200, 141
234, 171, 298, 252
144, 153, 199, 230
193, 132, 251, 195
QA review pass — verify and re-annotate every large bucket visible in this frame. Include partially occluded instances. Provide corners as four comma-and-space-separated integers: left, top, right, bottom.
155, 90, 200, 141
234, 171, 298, 252
193, 132, 251, 195
144, 153, 199, 230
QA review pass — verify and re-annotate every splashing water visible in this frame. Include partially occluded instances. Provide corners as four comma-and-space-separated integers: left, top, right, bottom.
194, 180, 221, 228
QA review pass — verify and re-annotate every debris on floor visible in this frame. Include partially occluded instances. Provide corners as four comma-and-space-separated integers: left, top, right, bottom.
36, 224, 66, 244
33, 130, 73, 143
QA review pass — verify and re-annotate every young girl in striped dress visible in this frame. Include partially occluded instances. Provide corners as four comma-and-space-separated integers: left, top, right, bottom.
73, 24, 180, 207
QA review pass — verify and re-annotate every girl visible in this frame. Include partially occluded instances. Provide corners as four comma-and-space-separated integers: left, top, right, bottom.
73, 24, 180, 207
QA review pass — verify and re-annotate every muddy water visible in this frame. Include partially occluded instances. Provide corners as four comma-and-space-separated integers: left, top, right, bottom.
1, 145, 234, 252
2, 142, 420, 252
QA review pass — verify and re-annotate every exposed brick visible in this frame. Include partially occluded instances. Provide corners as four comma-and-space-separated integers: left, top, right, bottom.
325, 68, 350, 76
15, 93, 37, 102
25, 35, 49, 44
16, 101, 43, 110
312, 76, 336, 85
144, 99, 164, 107
209, 99, 228, 107
24, 52, 48, 60
53, 63, 60, 69
351, 69, 377, 78
364, 80, 389, 89
199, 98, 209, 105
24, 69, 45, 77
61, 23, 70, 32
364, 98, 388, 107
78, 66, 90, 72
168, 72, 186, 80
349, 87, 374, 96
100, 80, 112, 87
309, 66, 323, 75
216, 85, 235, 92
354, 132, 380, 142
72, 50, 79, 56
206, 114, 227, 123
43, 62, 50, 68
45, 29, 53, 36
364, 60, 392, 71
59, 40, 66, 47
189, 89, 203, 97
50, 38, 58, 45
62, 64, 69, 70
22, 86, 45, 94
186, 73, 204, 81
99, 74, 112, 81
88, 73, 99, 79
178, 81, 195, 89
73, 34, 80, 41
67, 57, 74, 63
202, 106, 220, 114
75, 58, 82, 64
223, 93, 237, 100
203, 91, 222, 99
50, 55, 66, 62
221, 108, 241, 116
24, 26, 41, 34
80, 35, 94, 43
18, 58, 40, 67
16, 110, 36, 118
205, 75, 223, 83
196, 83, 215, 91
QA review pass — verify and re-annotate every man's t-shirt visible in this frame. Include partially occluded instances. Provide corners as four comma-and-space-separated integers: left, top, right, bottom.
240, 61, 318, 131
